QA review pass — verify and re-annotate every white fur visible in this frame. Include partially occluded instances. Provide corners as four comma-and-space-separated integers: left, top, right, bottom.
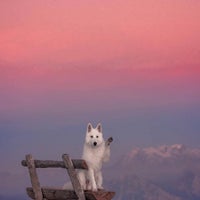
63, 123, 110, 191
78, 123, 110, 191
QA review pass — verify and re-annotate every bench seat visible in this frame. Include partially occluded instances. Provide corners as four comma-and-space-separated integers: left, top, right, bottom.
27, 187, 115, 200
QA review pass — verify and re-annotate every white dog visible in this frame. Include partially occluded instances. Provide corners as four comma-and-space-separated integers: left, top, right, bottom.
78, 123, 112, 191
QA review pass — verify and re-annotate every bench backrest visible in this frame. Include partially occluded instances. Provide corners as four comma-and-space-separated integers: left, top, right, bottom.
22, 154, 88, 200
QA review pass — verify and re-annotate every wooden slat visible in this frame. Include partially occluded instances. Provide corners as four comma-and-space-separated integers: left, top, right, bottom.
85, 190, 115, 200
26, 187, 115, 200
62, 154, 86, 200
27, 187, 77, 200
26, 154, 43, 200
22, 159, 88, 169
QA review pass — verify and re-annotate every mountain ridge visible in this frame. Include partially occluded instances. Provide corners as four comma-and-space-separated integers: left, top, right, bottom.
106, 144, 200, 200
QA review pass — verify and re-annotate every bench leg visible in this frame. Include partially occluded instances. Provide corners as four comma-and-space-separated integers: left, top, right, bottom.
62, 154, 86, 200
26, 154, 43, 200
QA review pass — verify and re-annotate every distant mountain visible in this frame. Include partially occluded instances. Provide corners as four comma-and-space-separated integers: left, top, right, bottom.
116, 144, 200, 177
106, 144, 200, 200
107, 175, 181, 200
126, 144, 200, 160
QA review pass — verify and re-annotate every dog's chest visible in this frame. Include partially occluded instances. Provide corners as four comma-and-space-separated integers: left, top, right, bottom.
82, 146, 105, 170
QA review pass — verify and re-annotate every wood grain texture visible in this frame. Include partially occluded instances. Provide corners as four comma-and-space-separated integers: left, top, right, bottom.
25, 154, 43, 200
62, 154, 86, 200
22, 159, 88, 169
27, 187, 115, 200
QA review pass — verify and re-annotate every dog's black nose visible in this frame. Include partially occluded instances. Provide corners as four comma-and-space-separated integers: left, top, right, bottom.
93, 142, 97, 146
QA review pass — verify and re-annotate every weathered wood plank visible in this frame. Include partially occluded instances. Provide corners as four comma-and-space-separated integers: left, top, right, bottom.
27, 187, 77, 200
62, 154, 86, 200
22, 159, 88, 169
26, 154, 43, 200
26, 187, 115, 200
86, 190, 115, 200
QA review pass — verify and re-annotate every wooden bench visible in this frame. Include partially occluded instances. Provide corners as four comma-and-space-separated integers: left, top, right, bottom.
21, 154, 115, 200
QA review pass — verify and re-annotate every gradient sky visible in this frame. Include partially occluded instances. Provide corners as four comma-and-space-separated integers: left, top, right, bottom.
0, 0, 200, 197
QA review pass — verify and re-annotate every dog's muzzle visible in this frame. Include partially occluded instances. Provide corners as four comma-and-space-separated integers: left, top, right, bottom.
93, 142, 97, 146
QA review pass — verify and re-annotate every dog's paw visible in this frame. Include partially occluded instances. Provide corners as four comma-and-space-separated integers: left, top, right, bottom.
98, 186, 104, 190
108, 137, 113, 143
106, 137, 113, 146
91, 185, 98, 192
92, 187, 98, 192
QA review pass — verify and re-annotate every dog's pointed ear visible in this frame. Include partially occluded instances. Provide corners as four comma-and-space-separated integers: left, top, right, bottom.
96, 123, 102, 133
87, 123, 93, 133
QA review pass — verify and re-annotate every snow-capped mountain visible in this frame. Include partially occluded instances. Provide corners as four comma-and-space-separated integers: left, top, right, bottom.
119, 144, 200, 174
106, 144, 200, 200
126, 144, 200, 161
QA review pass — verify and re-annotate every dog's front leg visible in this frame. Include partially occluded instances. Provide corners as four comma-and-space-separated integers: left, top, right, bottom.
77, 170, 86, 190
88, 168, 97, 191
96, 170, 103, 190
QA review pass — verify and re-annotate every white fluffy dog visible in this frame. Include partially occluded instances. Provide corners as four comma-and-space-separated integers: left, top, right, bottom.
78, 123, 112, 191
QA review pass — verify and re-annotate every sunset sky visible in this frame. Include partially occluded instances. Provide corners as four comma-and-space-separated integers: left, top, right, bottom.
0, 0, 200, 198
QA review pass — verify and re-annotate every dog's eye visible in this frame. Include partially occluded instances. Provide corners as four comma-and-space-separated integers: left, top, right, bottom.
96, 136, 99, 138
90, 135, 93, 138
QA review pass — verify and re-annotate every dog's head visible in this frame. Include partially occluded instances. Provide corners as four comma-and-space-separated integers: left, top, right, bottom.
85, 123, 104, 147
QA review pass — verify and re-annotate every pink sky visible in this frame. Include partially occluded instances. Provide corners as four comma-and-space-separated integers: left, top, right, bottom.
0, 0, 200, 69
0, 0, 199, 124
